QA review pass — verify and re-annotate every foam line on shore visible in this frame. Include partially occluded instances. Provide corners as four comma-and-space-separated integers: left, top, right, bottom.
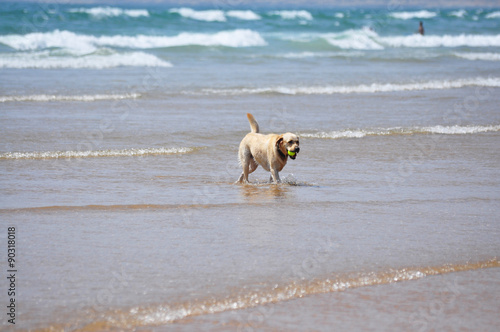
66, 259, 500, 331
0, 147, 197, 160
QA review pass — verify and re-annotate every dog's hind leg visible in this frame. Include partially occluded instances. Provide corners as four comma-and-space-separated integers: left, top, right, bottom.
237, 173, 245, 183
237, 152, 258, 184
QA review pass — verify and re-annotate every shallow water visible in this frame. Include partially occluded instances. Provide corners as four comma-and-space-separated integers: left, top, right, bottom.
1, 3, 500, 331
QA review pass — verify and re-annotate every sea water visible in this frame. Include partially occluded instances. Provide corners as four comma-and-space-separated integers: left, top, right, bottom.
0, 3, 499, 330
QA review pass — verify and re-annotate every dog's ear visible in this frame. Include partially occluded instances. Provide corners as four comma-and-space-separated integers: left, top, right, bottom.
276, 135, 284, 149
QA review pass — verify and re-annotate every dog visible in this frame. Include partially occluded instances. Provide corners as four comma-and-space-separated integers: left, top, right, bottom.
237, 113, 300, 184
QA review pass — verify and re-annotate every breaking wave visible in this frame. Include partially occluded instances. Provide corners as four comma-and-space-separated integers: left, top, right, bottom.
281, 29, 500, 50
226, 10, 261, 21
0, 147, 196, 160
69, 6, 149, 18
300, 125, 500, 140
169, 8, 262, 21
449, 10, 467, 18
485, 11, 500, 19
0, 93, 140, 103
169, 8, 226, 22
0, 50, 172, 69
268, 10, 313, 20
199, 77, 500, 95
389, 10, 437, 20
380, 33, 500, 49
0, 29, 267, 54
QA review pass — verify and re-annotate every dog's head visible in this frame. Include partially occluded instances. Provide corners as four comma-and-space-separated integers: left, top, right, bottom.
277, 133, 300, 160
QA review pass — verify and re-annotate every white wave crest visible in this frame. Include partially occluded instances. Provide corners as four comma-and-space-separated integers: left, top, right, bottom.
485, 11, 500, 19
0, 147, 195, 160
454, 52, 500, 61
69, 6, 149, 18
170, 8, 226, 22
277, 30, 500, 50
0, 93, 140, 103
421, 125, 500, 134
380, 33, 500, 48
0, 50, 172, 69
0, 30, 266, 53
389, 10, 437, 20
269, 10, 313, 20
324, 29, 383, 50
301, 130, 370, 139
0, 30, 98, 54
449, 10, 467, 18
226, 10, 261, 20
200, 77, 500, 96
301, 125, 500, 139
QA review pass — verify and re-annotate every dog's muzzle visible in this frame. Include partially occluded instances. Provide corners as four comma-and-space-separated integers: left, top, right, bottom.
288, 147, 299, 160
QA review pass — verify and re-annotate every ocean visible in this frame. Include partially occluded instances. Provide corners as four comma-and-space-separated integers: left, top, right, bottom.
1, 2, 499, 331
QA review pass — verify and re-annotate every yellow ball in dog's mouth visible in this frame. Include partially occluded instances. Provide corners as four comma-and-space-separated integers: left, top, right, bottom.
288, 150, 296, 157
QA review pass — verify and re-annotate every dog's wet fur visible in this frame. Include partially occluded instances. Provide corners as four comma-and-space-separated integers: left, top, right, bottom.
237, 113, 300, 184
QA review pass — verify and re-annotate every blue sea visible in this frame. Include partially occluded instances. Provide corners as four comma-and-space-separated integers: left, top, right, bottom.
1, 2, 500, 331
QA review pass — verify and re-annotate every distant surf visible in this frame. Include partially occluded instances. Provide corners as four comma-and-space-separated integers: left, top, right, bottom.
2, 7, 500, 72
283, 29, 500, 50
388, 10, 437, 20
198, 77, 500, 95
69, 6, 149, 18
300, 125, 500, 140
169, 8, 262, 22
0, 29, 267, 53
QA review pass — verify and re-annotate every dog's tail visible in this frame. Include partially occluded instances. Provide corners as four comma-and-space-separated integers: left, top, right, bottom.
246, 113, 259, 133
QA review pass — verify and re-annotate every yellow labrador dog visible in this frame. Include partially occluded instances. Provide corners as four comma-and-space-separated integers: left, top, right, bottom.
237, 113, 300, 184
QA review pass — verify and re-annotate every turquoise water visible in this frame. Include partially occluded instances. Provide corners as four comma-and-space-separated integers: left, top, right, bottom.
1, 5, 500, 73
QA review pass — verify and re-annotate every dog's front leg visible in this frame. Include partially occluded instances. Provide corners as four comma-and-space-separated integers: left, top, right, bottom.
237, 173, 246, 184
270, 169, 281, 184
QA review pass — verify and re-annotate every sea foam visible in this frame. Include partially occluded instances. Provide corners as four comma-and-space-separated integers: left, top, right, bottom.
69, 259, 499, 330
0, 50, 172, 69
389, 10, 437, 20
279, 29, 500, 50
0, 29, 267, 53
380, 33, 500, 48
485, 11, 500, 19
301, 125, 500, 140
169, 8, 226, 22
0, 93, 140, 103
454, 52, 500, 61
0, 147, 195, 160
324, 29, 383, 50
269, 10, 313, 20
226, 10, 261, 20
449, 10, 467, 18
69, 6, 149, 18
200, 77, 500, 95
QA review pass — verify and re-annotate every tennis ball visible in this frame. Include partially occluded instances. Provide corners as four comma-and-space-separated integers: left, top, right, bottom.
288, 150, 296, 157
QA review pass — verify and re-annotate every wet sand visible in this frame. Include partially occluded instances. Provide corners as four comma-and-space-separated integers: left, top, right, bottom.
168, 267, 500, 331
